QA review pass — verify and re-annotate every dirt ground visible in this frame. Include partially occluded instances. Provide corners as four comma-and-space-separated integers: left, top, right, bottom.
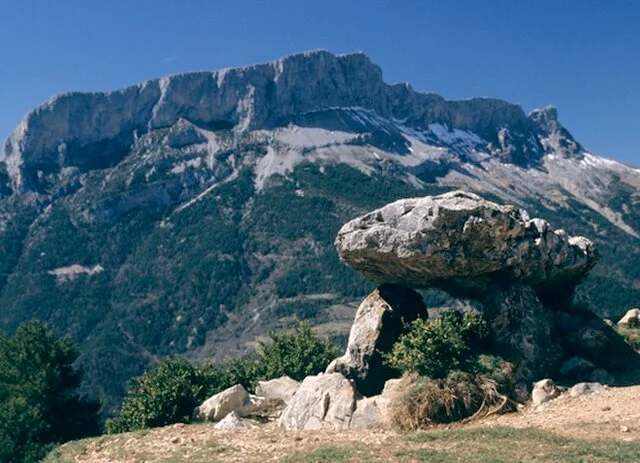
477, 384, 640, 442
47, 385, 640, 463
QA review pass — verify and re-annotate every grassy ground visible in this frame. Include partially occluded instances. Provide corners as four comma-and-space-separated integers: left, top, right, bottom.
45, 424, 640, 463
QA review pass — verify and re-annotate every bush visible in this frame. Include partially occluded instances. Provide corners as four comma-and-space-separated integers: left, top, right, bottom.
385, 310, 487, 379
105, 358, 208, 433
257, 321, 341, 381
0, 321, 100, 463
106, 321, 340, 433
389, 371, 503, 430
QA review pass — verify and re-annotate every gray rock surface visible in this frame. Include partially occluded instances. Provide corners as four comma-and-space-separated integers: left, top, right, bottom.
350, 396, 384, 429
532, 378, 560, 406
589, 368, 615, 385
255, 376, 300, 405
559, 356, 596, 379
196, 384, 264, 422
279, 373, 356, 430
483, 285, 561, 382
214, 411, 256, 430
336, 191, 595, 299
325, 283, 427, 396
3, 51, 557, 191
569, 382, 606, 397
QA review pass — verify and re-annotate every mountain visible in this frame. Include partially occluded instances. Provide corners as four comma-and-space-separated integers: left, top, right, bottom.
1, 50, 639, 410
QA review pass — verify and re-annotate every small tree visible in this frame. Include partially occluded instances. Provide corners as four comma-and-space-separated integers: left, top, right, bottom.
257, 321, 341, 381
0, 321, 100, 463
105, 358, 207, 433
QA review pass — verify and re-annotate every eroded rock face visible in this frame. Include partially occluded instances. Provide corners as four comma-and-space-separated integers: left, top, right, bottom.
3, 51, 548, 191
326, 283, 427, 396
279, 373, 356, 430
336, 191, 595, 300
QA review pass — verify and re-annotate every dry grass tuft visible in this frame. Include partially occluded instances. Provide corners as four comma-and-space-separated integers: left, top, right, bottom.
389, 371, 511, 431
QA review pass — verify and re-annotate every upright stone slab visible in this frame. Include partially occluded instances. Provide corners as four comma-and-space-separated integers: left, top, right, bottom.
279, 373, 357, 430
482, 284, 561, 382
326, 283, 427, 396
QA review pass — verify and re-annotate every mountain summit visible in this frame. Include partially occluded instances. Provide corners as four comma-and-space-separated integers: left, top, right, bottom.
0, 51, 638, 409
4, 50, 578, 191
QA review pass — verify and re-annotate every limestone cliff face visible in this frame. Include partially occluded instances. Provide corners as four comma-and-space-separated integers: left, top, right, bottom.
2, 50, 566, 190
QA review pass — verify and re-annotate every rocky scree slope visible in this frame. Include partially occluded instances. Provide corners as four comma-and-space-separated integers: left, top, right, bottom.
0, 50, 639, 410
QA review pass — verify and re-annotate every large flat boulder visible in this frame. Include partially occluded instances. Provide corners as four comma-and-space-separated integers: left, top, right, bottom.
336, 191, 595, 299
326, 283, 426, 396
279, 373, 356, 430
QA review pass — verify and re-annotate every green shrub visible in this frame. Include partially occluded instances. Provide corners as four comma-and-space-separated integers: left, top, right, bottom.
257, 321, 341, 381
105, 358, 208, 433
0, 321, 100, 463
385, 310, 487, 379
106, 322, 340, 433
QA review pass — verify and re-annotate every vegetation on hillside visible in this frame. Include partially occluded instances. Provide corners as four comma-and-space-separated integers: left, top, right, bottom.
0, 321, 100, 463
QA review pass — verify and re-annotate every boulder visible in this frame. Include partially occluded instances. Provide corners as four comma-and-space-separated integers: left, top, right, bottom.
558, 356, 596, 380
214, 411, 256, 430
589, 368, 615, 385
569, 382, 606, 397
617, 308, 640, 327
350, 378, 404, 429
531, 378, 560, 406
482, 285, 560, 382
326, 284, 427, 396
335, 191, 595, 300
196, 384, 264, 421
255, 376, 300, 405
279, 373, 356, 430
562, 312, 640, 370
351, 396, 384, 429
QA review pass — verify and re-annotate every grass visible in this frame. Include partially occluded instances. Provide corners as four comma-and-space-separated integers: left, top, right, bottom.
44, 426, 229, 463
45, 425, 640, 463
402, 427, 640, 462
279, 446, 353, 463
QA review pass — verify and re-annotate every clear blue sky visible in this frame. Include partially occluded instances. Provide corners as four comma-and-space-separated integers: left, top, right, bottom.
1, 0, 638, 162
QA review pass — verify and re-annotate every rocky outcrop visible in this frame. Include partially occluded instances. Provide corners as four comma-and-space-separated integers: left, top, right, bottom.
336, 191, 595, 300
332, 191, 636, 393
278, 373, 356, 430
3, 51, 566, 191
325, 283, 427, 396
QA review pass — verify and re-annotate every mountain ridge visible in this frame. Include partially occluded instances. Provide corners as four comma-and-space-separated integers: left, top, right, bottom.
2, 50, 579, 192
